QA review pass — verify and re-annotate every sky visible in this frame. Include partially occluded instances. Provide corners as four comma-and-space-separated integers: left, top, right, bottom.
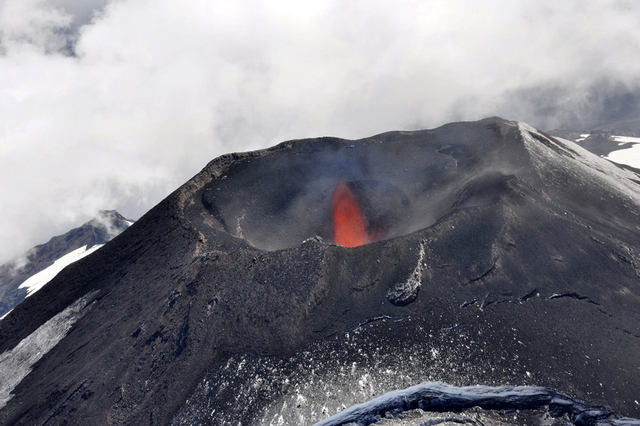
1, 0, 640, 264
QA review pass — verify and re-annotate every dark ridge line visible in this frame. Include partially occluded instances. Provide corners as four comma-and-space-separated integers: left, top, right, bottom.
528, 131, 576, 159
615, 327, 640, 340
459, 290, 604, 314
419, 417, 477, 425
459, 289, 536, 310
354, 316, 393, 331
481, 298, 506, 309
598, 308, 614, 318
354, 315, 413, 332
43, 379, 92, 426
312, 381, 640, 426
464, 262, 497, 285
459, 298, 479, 309
442, 323, 467, 333
539, 130, 580, 157
546, 293, 600, 306
392, 316, 412, 324
516, 288, 538, 303
547, 292, 587, 301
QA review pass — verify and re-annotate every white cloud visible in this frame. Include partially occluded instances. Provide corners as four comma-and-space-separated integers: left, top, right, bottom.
1, 0, 640, 263
0, 0, 72, 53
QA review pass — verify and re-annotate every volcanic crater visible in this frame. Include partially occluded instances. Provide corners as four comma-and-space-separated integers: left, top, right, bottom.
1, 117, 640, 425
198, 119, 533, 251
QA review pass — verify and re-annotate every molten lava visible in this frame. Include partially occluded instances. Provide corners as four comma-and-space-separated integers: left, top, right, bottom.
332, 182, 370, 247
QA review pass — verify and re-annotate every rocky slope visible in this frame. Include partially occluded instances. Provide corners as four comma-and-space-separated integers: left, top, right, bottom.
0, 118, 639, 425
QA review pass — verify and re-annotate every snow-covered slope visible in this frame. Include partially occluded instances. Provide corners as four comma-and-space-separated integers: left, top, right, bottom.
607, 136, 640, 169
17, 245, 104, 298
0, 210, 133, 321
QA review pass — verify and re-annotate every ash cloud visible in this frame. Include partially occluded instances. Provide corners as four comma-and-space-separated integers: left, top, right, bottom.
1, 0, 640, 263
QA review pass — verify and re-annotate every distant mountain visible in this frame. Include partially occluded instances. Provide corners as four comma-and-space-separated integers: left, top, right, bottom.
592, 118, 640, 136
549, 126, 640, 171
1, 119, 640, 425
0, 210, 133, 319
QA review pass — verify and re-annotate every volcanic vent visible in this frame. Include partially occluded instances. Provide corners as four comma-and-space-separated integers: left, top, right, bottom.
199, 120, 531, 250
2, 117, 640, 426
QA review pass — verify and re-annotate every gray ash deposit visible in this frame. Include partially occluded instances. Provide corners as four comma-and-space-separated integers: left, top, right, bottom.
1, 117, 640, 425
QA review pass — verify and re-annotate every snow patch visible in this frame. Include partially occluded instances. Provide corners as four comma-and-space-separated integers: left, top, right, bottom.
0, 291, 98, 409
606, 137, 640, 169
18, 244, 103, 298
386, 242, 426, 305
405, 243, 426, 292
576, 134, 590, 142
612, 136, 640, 144
236, 210, 247, 239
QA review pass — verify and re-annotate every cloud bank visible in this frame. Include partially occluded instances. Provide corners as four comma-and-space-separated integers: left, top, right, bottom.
1, 0, 640, 263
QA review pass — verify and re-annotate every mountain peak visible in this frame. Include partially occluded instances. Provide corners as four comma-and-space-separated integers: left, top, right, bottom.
1, 119, 640, 424
91, 209, 131, 225
96, 209, 121, 218
87, 210, 133, 241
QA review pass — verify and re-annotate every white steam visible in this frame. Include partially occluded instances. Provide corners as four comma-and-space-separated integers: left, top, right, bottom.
1, 0, 640, 263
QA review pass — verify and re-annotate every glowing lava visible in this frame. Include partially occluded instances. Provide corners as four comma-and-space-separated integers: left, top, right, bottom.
332, 182, 369, 247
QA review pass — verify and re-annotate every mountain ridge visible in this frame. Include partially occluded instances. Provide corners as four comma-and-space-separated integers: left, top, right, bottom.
0, 210, 133, 319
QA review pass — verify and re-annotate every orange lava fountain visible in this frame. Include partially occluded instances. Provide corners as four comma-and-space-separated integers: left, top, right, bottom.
332, 182, 369, 247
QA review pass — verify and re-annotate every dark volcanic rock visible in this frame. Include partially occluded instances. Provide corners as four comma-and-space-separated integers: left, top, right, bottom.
0, 118, 639, 425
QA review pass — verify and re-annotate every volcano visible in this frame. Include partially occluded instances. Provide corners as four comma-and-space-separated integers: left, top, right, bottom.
1, 118, 640, 425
